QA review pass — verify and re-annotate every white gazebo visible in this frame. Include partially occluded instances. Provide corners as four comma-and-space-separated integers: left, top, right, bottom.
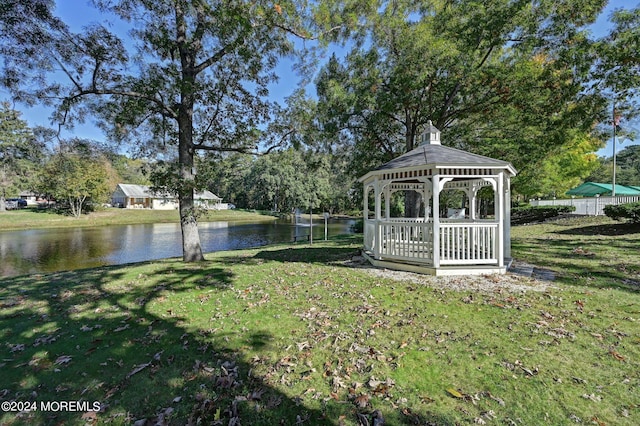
358, 123, 516, 276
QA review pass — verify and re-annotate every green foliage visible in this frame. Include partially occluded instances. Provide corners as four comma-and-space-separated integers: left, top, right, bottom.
316, 0, 609, 202
38, 140, 111, 218
592, 6, 640, 119
517, 132, 603, 198
588, 145, 640, 187
102, 151, 150, 186
197, 148, 358, 214
604, 202, 640, 223
0, 102, 43, 209
511, 205, 576, 225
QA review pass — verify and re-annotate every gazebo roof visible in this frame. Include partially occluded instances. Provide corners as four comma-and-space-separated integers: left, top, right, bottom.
359, 142, 516, 183
379, 143, 514, 171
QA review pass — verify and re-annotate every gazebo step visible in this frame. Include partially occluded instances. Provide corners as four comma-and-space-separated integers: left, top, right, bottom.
508, 260, 556, 281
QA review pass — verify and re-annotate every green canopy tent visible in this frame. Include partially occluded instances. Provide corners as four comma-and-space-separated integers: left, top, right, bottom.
566, 182, 640, 197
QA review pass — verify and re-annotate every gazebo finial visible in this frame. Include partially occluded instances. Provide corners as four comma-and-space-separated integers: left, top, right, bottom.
420, 120, 441, 146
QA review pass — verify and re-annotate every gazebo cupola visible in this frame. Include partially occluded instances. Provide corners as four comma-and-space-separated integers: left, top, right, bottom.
358, 123, 517, 276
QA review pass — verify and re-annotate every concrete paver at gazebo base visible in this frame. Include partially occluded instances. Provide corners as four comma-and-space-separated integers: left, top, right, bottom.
358, 122, 517, 276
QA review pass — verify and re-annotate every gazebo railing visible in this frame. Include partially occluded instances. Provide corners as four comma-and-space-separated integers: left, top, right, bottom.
379, 221, 433, 262
364, 219, 498, 265
439, 222, 498, 265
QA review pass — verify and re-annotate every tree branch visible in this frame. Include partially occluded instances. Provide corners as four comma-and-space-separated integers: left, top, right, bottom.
192, 143, 257, 154
193, 41, 238, 75
66, 88, 178, 120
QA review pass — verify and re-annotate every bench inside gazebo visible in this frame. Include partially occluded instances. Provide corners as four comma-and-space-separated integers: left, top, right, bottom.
358, 123, 516, 276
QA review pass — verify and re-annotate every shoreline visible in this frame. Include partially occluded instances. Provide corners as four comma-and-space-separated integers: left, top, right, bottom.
0, 207, 279, 232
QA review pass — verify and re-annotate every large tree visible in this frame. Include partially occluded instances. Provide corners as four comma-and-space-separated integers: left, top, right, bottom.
1, 0, 353, 261
38, 140, 111, 217
316, 0, 610, 212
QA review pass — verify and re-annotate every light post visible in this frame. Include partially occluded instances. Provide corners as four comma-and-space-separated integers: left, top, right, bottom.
612, 102, 618, 196
611, 106, 639, 197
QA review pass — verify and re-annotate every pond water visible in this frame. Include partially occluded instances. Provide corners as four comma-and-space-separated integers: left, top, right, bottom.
0, 218, 356, 278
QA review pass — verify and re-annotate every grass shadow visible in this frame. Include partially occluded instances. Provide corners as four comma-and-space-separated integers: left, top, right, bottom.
553, 221, 640, 236
0, 260, 331, 425
254, 246, 360, 265
511, 237, 640, 292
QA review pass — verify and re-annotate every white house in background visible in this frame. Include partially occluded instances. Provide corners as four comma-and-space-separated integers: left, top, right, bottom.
194, 190, 224, 209
111, 184, 222, 210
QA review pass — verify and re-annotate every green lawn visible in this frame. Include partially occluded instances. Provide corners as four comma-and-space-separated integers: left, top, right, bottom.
0, 208, 277, 231
0, 217, 638, 425
511, 215, 640, 290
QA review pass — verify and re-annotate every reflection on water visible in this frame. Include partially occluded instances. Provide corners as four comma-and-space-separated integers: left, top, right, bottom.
0, 219, 355, 277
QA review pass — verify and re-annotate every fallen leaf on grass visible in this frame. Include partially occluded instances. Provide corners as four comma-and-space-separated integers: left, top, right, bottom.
582, 393, 602, 402
8, 343, 25, 353
371, 410, 385, 426
609, 350, 625, 362
571, 247, 595, 257
54, 355, 72, 365
356, 412, 369, 426
247, 388, 265, 401
420, 395, 434, 403
354, 394, 370, 408
447, 388, 464, 398
126, 362, 150, 379
81, 411, 98, 422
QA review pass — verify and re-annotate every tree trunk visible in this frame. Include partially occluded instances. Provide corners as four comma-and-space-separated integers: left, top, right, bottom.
404, 191, 422, 218
177, 113, 205, 262
175, 4, 205, 262
177, 80, 204, 262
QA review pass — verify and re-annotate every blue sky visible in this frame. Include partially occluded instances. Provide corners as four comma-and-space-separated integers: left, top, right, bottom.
2, 0, 637, 157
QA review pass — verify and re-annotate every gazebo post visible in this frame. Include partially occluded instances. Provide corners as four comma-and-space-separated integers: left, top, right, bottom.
503, 175, 512, 259
422, 179, 432, 220
469, 182, 479, 221
432, 174, 441, 268
496, 172, 505, 267
374, 178, 382, 260
384, 185, 391, 220
363, 184, 369, 219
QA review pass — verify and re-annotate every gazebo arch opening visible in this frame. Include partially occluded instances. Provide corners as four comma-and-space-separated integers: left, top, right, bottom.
358, 123, 516, 276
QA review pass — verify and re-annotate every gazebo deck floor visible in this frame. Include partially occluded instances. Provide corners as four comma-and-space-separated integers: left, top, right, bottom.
362, 251, 511, 276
